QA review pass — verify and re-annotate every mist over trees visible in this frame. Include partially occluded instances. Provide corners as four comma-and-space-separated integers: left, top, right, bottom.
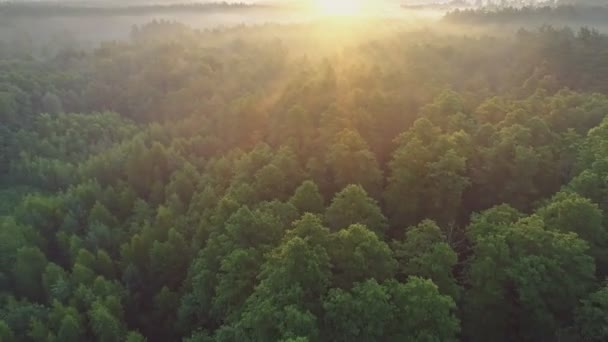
2, 3, 608, 342
445, 4, 608, 27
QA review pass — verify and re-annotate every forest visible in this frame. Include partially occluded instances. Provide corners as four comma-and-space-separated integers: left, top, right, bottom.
2, 2, 608, 342
444, 4, 608, 27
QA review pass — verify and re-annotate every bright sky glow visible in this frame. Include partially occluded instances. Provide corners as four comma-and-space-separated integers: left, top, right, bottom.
315, 0, 367, 16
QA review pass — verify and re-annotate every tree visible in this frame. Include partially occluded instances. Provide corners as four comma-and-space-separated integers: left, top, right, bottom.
284, 213, 331, 248
14, 194, 64, 247
330, 224, 396, 288
224, 206, 284, 249
323, 279, 392, 342
325, 185, 388, 235
75, 249, 96, 270
212, 248, 262, 320
289, 180, 324, 215
126, 331, 147, 342
392, 220, 460, 299
326, 129, 383, 195
421, 90, 466, 130
57, 315, 84, 342
42, 263, 70, 302
385, 118, 469, 226
271, 146, 306, 197
269, 105, 317, 157
0, 91, 19, 127
89, 302, 124, 342
179, 201, 291, 329
41, 92, 63, 114
0, 217, 29, 288
96, 249, 116, 279
13, 246, 48, 302
165, 163, 200, 206
464, 209, 596, 341
255, 200, 299, 228
148, 286, 180, 341
0, 320, 15, 342
149, 228, 190, 290
574, 286, 608, 341
88, 201, 118, 228
254, 164, 287, 201
568, 168, 608, 213
223, 236, 331, 341
28, 319, 51, 342
1, 298, 47, 340
466, 121, 557, 212
385, 277, 460, 341
323, 278, 459, 342
538, 192, 608, 275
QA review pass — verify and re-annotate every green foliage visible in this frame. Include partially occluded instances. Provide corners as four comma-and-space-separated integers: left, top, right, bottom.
27, 319, 52, 342
289, 180, 325, 215
325, 185, 388, 235
13, 247, 48, 302
89, 301, 124, 342
212, 248, 261, 320
574, 286, 608, 341
0, 218, 31, 289
2, 13, 608, 342
324, 277, 459, 342
330, 224, 397, 288
222, 236, 331, 341
386, 117, 470, 226
42, 263, 70, 302
1, 298, 48, 340
538, 192, 608, 275
393, 220, 461, 299
464, 209, 596, 341
57, 315, 83, 342
386, 277, 460, 341
285, 213, 331, 248
126, 331, 147, 342
323, 279, 392, 342
0, 320, 16, 342
326, 129, 383, 195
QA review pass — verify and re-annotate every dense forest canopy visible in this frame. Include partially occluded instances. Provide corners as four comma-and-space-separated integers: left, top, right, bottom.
3, 2, 608, 342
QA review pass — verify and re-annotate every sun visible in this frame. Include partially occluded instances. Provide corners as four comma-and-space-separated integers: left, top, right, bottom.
315, 0, 365, 16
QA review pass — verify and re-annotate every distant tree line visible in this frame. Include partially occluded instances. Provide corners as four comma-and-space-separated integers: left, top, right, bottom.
445, 4, 608, 25
0, 2, 270, 18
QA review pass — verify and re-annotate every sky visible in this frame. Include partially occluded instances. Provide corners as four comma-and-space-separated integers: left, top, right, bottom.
0, 0, 412, 4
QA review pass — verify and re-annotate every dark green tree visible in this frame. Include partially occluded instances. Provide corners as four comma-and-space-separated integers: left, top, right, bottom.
0, 320, 16, 342
326, 129, 383, 195
325, 185, 388, 235
89, 302, 124, 342
13, 246, 48, 302
330, 224, 396, 288
574, 286, 608, 341
392, 220, 460, 299
289, 180, 324, 215
57, 315, 84, 342
464, 208, 595, 341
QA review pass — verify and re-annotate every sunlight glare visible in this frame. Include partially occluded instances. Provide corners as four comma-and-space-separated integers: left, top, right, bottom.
316, 0, 365, 16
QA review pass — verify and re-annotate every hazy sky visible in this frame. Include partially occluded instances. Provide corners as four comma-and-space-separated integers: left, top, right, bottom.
0, 0, 410, 4
0, 0, 415, 11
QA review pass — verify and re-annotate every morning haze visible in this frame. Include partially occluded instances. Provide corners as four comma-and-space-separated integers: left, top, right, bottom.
2, 0, 608, 341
